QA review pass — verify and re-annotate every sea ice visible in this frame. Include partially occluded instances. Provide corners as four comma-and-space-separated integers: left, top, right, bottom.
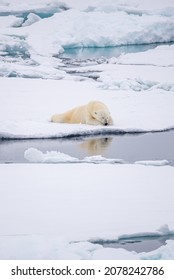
1, 0, 174, 260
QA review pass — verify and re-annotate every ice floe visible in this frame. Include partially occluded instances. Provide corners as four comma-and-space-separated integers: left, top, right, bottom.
1, 0, 174, 260
135, 160, 169, 166
1, 78, 174, 140
24, 148, 170, 166
0, 163, 174, 259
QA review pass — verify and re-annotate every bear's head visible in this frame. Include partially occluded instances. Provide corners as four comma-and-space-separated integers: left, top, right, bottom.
93, 109, 111, 126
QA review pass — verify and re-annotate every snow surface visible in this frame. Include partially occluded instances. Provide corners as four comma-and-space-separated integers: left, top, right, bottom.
0, 77, 174, 139
0, 164, 174, 260
0, 0, 68, 14
135, 160, 169, 166
0, 0, 174, 79
22, 13, 41, 27
115, 45, 174, 67
0, 15, 23, 28
0, 0, 174, 260
24, 9, 174, 56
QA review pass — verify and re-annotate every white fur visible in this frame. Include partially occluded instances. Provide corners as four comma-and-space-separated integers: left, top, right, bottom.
51, 101, 113, 126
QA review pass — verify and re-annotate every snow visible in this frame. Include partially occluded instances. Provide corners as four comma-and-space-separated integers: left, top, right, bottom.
97, 64, 174, 92
24, 147, 79, 163
24, 148, 169, 166
14, 9, 174, 57
0, 0, 174, 80
0, 0, 174, 57
1, 0, 173, 14
0, 0, 68, 14
140, 240, 174, 260
115, 45, 174, 67
0, 15, 23, 28
0, 163, 174, 259
70, 45, 174, 92
0, 0, 174, 260
22, 13, 41, 27
135, 160, 169, 166
1, 236, 174, 260
4, 163, 174, 240
0, 77, 174, 140
85, 0, 174, 15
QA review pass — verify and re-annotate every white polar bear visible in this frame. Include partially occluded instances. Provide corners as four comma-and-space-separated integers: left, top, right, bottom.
51, 101, 113, 126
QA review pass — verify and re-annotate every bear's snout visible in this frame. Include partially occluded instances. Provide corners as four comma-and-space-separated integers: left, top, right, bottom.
104, 122, 108, 126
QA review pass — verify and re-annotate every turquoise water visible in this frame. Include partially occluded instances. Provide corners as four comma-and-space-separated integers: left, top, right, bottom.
60, 42, 171, 60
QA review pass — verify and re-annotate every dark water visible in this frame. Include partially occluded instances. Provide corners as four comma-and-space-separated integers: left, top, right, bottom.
91, 235, 174, 253
0, 131, 174, 164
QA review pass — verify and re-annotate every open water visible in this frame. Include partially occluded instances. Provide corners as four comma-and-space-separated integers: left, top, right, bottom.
0, 130, 174, 164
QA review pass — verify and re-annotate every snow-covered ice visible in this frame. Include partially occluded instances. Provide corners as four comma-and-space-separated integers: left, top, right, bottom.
135, 160, 169, 166
114, 45, 174, 67
0, 0, 174, 260
0, 15, 23, 28
0, 0, 174, 78
0, 0, 68, 15
0, 163, 174, 259
0, 77, 174, 139
24, 147, 79, 163
24, 9, 174, 56
68, 45, 174, 92
24, 147, 170, 166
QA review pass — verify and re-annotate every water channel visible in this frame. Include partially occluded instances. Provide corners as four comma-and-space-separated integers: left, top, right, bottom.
0, 130, 174, 164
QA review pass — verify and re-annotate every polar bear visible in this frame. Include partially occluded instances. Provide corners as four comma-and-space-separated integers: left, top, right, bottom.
51, 101, 113, 126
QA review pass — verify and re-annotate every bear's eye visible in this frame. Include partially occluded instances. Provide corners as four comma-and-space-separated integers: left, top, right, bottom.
94, 112, 97, 115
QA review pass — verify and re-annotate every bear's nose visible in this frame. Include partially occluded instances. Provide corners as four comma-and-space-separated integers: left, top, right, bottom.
104, 123, 108, 126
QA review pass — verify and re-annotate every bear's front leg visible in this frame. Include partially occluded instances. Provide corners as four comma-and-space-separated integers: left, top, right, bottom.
85, 117, 102, 126
108, 115, 114, 125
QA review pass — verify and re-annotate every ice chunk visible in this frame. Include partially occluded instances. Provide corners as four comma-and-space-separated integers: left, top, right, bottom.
135, 160, 169, 166
22, 13, 41, 27
84, 155, 125, 164
25, 9, 174, 56
24, 148, 79, 163
24, 147, 44, 163
0, 15, 23, 27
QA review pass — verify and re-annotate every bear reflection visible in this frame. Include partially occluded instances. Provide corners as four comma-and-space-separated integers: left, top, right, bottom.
80, 137, 112, 156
